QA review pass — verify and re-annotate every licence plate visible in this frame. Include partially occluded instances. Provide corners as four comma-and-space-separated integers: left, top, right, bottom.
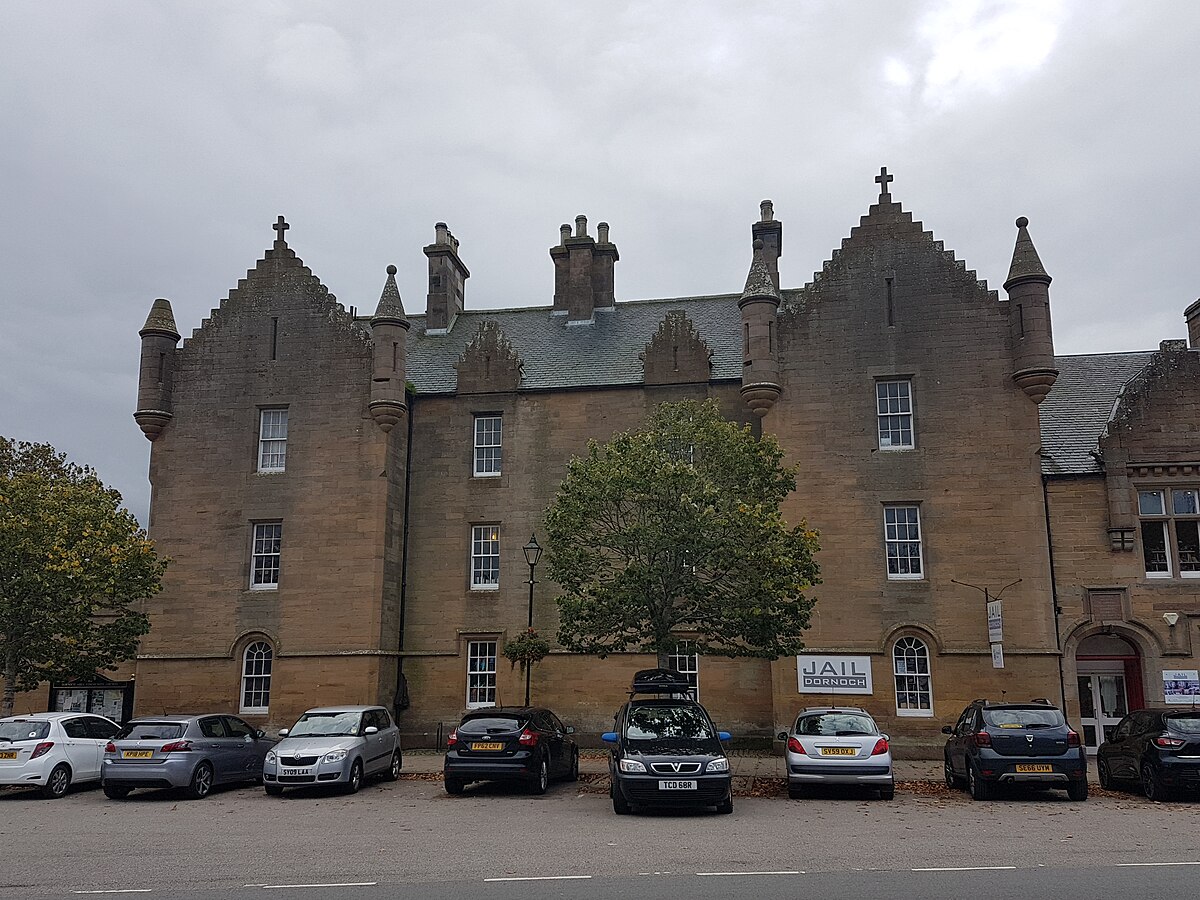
820, 747, 856, 756
0, 751, 17, 760
1015, 764, 1053, 773
121, 750, 153, 759
658, 780, 698, 790
279, 767, 311, 777
471, 742, 504, 751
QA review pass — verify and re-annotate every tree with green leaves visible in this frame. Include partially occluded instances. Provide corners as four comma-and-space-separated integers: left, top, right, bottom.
0, 438, 164, 716
544, 399, 820, 668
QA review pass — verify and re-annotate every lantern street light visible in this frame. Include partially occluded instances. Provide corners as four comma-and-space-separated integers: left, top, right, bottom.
522, 533, 542, 706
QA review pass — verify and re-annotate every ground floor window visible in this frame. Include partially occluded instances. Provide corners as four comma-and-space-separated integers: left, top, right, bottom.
893, 636, 933, 716
467, 640, 498, 708
668, 640, 700, 700
240, 641, 273, 714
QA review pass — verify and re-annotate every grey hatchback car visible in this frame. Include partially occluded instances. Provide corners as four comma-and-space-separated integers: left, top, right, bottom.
263, 706, 401, 795
102, 714, 274, 799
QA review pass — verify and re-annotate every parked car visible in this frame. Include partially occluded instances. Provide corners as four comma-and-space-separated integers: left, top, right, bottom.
779, 707, 894, 800
0, 712, 121, 798
603, 668, 733, 815
1097, 707, 1200, 801
102, 714, 273, 799
942, 699, 1088, 801
444, 706, 579, 795
263, 705, 401, 795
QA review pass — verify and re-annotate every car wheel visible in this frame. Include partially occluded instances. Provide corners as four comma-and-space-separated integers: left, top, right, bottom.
787, 783, 805, 800
968, 765, 991, 801
444, 777, 465, 796
529, 757, 549, 795
567, 750, 579, 782
1067, 779, 1088, 802
384, 751, 401, 782
944, 756, 959, 790
1097, 759, 1112, 791
1142, 763, 1164, 802
611, 784, 631, 815
103, 783, 131, 800
716, 793, 734, 815
40, 764, 72, 800
879, 783, 896, 801
264, 783, 283, 796
345, 760, 363, 795
186, 762, 214, 800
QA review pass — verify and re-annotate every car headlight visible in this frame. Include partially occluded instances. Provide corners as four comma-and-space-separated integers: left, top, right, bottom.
265, 751, 277, 764
618, 758, 646, 773
323, 749, 348, 763
707, 758, 729, 773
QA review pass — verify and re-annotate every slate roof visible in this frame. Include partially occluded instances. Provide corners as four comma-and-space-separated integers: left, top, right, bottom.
1038, 351, 1157, 476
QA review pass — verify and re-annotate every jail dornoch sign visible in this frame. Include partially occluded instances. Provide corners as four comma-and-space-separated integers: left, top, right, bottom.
797, 655, 873, 695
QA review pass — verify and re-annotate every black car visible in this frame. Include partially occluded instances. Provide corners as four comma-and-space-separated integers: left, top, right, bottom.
444, 707, 578, 795
942, 699, 1088, 801
1096, 707, 1200, 801
602, 669, 733, 815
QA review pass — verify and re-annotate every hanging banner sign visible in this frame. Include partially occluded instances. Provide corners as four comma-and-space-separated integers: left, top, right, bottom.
987, 599, 1004, 644
991, 643, 1005, 669
797, 655, 873, 694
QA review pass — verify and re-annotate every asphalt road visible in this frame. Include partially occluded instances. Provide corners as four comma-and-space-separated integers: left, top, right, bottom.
1, 776, 1197, 900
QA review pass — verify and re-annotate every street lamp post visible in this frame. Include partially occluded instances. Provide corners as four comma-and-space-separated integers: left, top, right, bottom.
522, 533, 542, 707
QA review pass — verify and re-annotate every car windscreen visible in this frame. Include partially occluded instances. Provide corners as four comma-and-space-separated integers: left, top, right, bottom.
459, 716, 524, 733
288, 711, 362, 737
625, 705, 713, 741
983, 708, 1065, 729
116, 722, 186, 741
1165, 714, 1200, 734
0, 720, 51, 742
796, 713, 877, 736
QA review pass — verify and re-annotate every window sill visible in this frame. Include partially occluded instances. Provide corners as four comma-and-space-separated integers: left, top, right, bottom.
256, 469, 286, 476
887, 576, 926, 582
240, 708, 269, 716
895, 709, 935, 718
470, 585, 500, 592
249, 585, 279, 592
466, 701, 497, 709
472, 472, 502, 479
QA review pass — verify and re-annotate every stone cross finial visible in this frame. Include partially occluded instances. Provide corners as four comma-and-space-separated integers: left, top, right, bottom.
273, 215, 289, 243
875, 167, 893, 198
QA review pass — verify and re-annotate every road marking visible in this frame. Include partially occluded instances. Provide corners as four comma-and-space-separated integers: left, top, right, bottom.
257, 883, 377, 890
697, 871, 804, 876
912, 866, 1018, 872
484, 876, 593, 882
1116, 862, 1200, 868
72, 892, 153, 895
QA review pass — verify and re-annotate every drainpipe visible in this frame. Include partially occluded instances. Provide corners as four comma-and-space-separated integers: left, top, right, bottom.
1042, 474, 1067, 708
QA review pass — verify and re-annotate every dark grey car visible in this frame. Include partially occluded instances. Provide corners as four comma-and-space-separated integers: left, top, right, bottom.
102, 714, 274, 799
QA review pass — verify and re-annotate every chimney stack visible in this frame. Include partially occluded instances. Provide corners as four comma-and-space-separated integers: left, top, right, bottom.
423, 222, 470, 333
549, 214, 618, 323
751, 199, 783, 290
1185, 298, 1200, 349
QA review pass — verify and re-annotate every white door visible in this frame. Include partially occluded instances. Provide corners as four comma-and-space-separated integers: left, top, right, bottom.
59, 717, 101, 780
1077, 671, 1128, 753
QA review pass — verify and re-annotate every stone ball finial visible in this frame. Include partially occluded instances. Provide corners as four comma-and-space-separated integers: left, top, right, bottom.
753, 238, 764, 251
1016, 216, 1029, 229
387, 264, 397, 275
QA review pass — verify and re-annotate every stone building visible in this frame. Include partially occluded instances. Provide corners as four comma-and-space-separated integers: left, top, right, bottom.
111, 172, 1199, 753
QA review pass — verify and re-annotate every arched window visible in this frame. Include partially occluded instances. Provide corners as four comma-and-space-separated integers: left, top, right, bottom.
893, 636, 932, 716
240, 641, 273, 714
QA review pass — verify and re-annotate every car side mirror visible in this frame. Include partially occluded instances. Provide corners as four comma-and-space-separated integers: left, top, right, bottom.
364, 726, 379, 735
601, 732, 618, 743
777, 731, 788, 741
565, 726, 575, 735
941, 725, 953, 735
278, 728, 290, 737
718, 731, 731, 742
256, 729, 266, 739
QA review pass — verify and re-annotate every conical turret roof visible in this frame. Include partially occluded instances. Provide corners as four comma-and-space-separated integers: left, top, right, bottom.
371, 264, 409, 327
140, 297, 180, 339
1005, 216, 1052, 288
739, 239, 781, 306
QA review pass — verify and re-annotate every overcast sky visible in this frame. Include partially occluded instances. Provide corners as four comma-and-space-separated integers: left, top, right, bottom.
2, 1, 1197, 523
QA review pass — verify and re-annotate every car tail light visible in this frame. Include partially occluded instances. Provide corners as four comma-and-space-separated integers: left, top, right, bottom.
160, 740, 192, 753
447, 729, 457, 747
30, 742, 54, 759
1154, 736, 1186, 749
786, 737, 806, 755
1067, 731, 1081, 748
972, 731, 992, 748
871, 738, 889, 756
518, 728, 539, 747
104, 742, 117, 754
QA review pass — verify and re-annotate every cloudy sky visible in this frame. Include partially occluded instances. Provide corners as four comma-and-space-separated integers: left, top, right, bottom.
2, 1, 1197, 522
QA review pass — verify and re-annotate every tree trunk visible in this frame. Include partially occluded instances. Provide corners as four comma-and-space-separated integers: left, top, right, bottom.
2, 649, 16, 718
657, 649, 671, 669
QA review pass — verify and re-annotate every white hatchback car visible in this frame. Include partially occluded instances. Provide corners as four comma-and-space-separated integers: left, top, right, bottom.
0, 712, 122, 798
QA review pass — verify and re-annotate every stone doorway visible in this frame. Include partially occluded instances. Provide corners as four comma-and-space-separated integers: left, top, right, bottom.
1076, 633, 1144, 753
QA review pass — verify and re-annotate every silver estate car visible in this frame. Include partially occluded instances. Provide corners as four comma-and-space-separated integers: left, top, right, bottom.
779, 707, 895, 800
102, 714, 274, 799
263, 706, 401, 795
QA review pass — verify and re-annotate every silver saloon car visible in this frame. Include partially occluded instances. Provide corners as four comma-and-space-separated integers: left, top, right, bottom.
102, 714, 274, 799
780, 707, 895, 800
263, 706, 401, 795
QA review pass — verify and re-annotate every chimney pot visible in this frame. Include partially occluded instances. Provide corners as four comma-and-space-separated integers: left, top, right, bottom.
575, 215, 587, 238
760, 200, 774, 222
597, 222, 610, 243
435, 222, 449, 244
560, 224, 572, 246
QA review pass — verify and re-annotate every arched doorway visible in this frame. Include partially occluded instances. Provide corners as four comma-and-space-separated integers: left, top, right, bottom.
1076, 633, 1144, 752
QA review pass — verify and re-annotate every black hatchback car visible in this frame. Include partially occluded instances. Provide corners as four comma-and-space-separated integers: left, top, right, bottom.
1097, 707, 1200, 800
942, 699, 1088, 801
444, 707, 578, 795
602, 669, 733, 815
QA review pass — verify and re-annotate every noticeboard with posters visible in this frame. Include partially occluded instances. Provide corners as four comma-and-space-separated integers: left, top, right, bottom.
1163, 669, 1200, 704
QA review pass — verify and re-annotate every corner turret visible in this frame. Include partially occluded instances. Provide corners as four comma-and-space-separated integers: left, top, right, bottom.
133, 298, 181, 440
739, 218, 783, 418
369, 265, 410, 432
1004, 216, 1058, 403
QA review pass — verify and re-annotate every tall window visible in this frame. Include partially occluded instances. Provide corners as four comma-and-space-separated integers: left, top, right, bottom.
467, 640, 497, 708
240, 641, 273, 714
884, 505, 923, 579
668, 640, 700, 700
250, 523, 282, 590
471, 525, 500, 590
877, 380, 914, 450
1139, 488, 1200, 578
474, 415, 502, 477
258, 409, 288, 473
893, 636, 932, 716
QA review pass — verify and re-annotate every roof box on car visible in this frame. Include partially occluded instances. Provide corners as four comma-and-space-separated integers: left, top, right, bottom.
630, 668, 693, 695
